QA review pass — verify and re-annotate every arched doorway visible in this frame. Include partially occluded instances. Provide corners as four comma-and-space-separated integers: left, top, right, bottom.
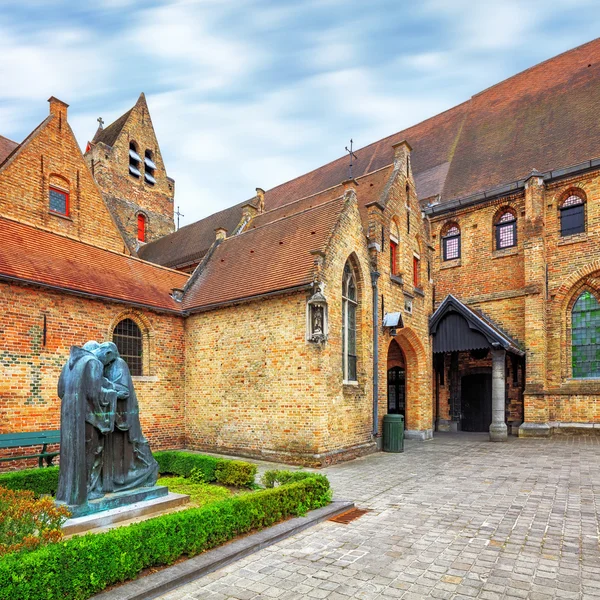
387, 339, 406, 422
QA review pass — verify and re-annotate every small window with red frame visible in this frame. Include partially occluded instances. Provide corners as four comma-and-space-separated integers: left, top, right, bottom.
49, 187, 69, 216
390, 240, 398, 276
137, 214, 146, 242
413, 255, 420, 288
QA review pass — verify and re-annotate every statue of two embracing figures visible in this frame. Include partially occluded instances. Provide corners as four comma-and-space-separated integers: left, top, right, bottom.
56, 341, 158, 508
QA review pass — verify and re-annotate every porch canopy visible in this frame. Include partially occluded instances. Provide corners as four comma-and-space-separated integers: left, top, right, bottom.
429, 295, 524, 356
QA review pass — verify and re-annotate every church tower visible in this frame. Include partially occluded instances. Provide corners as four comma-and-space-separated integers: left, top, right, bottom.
84, 93, 175, 253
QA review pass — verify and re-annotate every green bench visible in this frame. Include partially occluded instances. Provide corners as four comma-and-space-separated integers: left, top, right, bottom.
0, 430, 61, 468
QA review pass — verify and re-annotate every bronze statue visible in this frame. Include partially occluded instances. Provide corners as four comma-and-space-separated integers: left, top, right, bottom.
56, 341, 158, 511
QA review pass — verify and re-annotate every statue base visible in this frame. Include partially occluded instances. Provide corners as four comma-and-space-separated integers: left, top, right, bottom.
60, 485, 169, 518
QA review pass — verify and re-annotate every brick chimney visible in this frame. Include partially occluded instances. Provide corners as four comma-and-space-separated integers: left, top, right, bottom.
48, 97, 69, 119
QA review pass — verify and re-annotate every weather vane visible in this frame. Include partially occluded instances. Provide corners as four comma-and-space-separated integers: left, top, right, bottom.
345, 139, 358, 179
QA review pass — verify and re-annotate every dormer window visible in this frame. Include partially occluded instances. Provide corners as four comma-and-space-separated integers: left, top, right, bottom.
144, 150, 156, 185
129, 142, 141, 178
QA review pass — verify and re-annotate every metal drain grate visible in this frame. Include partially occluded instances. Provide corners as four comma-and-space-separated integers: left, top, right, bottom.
328, 507, 369, 524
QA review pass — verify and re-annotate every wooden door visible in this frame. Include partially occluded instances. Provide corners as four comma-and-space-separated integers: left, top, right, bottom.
387, 367, 406, 420
461, 374, 492, 432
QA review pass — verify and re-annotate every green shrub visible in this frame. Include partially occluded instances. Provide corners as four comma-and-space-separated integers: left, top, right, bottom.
0, 467, 59, 497
262, 469, 323, 488
154, 451, 257, 488
0, 475, 330, 600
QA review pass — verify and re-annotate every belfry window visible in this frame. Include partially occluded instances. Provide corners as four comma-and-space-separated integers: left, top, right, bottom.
495, 211, 517, 249
560, 193, 585, 237
113, 318, 143, 376
144, 150, 156, 185
129, 142, 141, 178
137, 213, 146, 242
342, 262, 358, 382
572, 291, 600, 378
442, 225, 460, 261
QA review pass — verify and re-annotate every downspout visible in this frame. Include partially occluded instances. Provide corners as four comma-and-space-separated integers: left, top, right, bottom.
371, 270, 380, 437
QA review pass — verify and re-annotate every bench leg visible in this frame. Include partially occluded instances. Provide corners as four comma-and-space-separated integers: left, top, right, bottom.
39, 444, 47, 469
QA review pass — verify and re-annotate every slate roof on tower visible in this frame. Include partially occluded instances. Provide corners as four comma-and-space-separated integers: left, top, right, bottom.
140, 37, 600, 270
91, 109, 133, 147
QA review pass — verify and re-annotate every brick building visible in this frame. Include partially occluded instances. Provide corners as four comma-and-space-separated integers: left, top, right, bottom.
1, 39, 600, 466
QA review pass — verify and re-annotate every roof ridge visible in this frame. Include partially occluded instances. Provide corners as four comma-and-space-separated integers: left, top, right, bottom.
230, 194, 346, 239
0, 215, 189, 279
473, 36, 600, 98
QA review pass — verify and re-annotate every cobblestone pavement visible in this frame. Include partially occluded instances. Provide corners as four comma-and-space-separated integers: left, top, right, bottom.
159, 433, 600, 599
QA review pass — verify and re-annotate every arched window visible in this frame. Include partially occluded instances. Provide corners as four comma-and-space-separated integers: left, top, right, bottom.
560, 193, 585, 237
342, 261, 358, 382
137, 213, 146, 242
495, 210, 517, 249
572, 291, 600, 378
113, 318, 143, 376
129, 142, 141, 178
390, 220, 399, 276
442, 224, 460, 261
144, 150, 156, 185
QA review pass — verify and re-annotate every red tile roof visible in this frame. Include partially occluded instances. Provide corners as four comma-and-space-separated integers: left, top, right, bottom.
182, 196, 347, 311
0, 217, 188, 312
0, 135, 18, 165
141, 38, 600, 270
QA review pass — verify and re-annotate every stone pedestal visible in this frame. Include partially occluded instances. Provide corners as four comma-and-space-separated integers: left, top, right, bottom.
519, 422, 551, 437
490, 349, 508, 442
59, 485, 168, 518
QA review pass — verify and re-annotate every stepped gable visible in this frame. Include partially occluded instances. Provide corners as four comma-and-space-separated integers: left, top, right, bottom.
0, 135, 18, 165
441, 37, 600, 202
182, 196, 346, 311
0, 216, 188, 312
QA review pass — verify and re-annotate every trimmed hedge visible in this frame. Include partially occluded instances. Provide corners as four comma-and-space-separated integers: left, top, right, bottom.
154, 451, 257, 487
0, 466, 59, 497
0, 475, 331, 600
0, 452, 257, 496
262, 469, 321, 488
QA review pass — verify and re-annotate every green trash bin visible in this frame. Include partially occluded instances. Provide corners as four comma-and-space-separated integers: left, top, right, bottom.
382, 414, 404, 453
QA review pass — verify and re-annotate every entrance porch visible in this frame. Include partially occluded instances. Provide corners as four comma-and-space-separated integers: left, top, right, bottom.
430, 295, 525, 441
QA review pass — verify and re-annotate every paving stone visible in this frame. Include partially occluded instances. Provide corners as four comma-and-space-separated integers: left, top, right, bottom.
154, 434, 600, 600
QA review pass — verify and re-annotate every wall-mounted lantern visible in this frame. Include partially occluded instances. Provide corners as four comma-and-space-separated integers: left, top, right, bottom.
383, 312, 404, 337
307, 286, 328, 343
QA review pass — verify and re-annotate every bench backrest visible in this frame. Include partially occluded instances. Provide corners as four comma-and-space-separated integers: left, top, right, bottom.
0, 430, 61, 449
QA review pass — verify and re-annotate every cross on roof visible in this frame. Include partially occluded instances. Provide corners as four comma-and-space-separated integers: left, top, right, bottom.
175, 206, 185, 230
97, 117, 104, 129
345, 139, 358, 180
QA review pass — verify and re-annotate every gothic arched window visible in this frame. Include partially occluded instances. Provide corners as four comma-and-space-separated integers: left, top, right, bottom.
113, 318, 143, 376
572, 291, 600, 378
495, 210, 517, 249
442, 224, 460, 261
560, 192, 585, 237
144, 150, 156, 185
342, 262, 358, 382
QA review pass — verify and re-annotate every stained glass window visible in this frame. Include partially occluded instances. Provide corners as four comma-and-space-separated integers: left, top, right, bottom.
442, 225, 460, 261
572, 291, 600, 378
342, 262, 358, 382
496, 212, 516, 249
561, 194, 585, 237
113, 318, 143, 376
49, 187, 68, 215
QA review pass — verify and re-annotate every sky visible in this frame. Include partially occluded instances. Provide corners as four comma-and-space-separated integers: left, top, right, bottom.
1, 0, 599, 227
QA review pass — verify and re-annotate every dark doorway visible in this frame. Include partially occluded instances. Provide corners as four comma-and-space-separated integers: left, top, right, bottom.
461, 373, 492, 432
387, 367, 406, 419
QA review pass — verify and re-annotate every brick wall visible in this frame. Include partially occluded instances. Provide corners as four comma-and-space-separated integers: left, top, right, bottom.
0, 282, 185, 466
0, 98, 125, 253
